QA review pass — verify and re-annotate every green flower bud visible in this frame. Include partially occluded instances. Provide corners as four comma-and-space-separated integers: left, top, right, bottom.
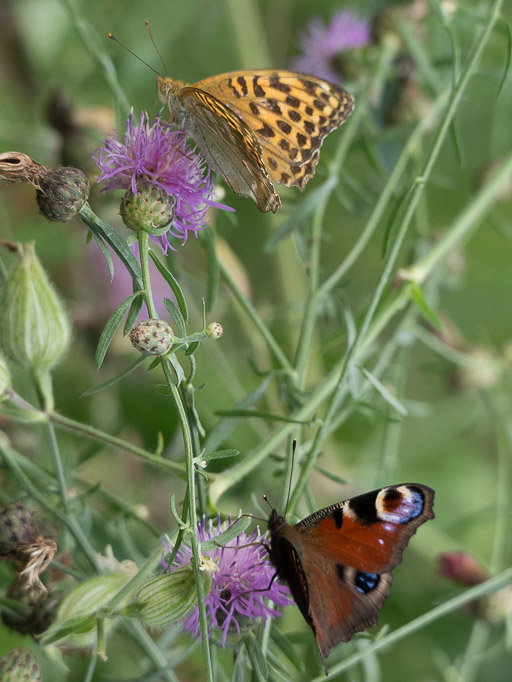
0, 647, 42, 682
0, 352, 12, 399
129, 561, 213, 629
36, 166, 89, 222
41, 568, 136, 648
120, 179, 175, 233
206, 322, 223, 339
0, 244, 71, 371
130, 319, 174, 356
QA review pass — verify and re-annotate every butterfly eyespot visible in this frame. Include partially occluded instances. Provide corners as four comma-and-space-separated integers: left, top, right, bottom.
377, 486, 426, 524
355, 571, 380, 594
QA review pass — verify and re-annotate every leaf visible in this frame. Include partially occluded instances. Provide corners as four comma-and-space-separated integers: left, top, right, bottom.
168, 353, 186, 387
185, 340, 200, 356
79, 204, 143, 288
40, 613, 97, 645
149, 249, 188, 321
410, 284, 443, 329
91, 231, 114, 281
202, 449, 240, 462
124, 294, 144, 334
215, 408, 317, 425
243, 631, 268, 682
164, 298, 187, 338
202, 375, 273, 453
95, 292, 143, 369
81, 356, 147, 396
269, 624, 304, 671
359, 366, 408, 416
199, 516, 251, 550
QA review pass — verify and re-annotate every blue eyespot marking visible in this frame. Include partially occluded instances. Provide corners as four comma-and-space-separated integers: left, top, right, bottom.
355, 571, 379, 594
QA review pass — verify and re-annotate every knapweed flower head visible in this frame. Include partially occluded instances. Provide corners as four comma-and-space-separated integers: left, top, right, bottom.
93, 111, 232, 252
291, 8, 371, 82
162, 514, 292, 646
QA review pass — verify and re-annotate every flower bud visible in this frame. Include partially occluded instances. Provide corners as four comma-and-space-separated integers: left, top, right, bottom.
0, 244, 71, 371
36, 166, 89, 222
130, 319, 174, 356
205, 322, 223, 339
0, 647, 42, 682
41, 567, 137, 648
0, 503, 57, 593
120, 179, 175, 233
0, 352, 12, 399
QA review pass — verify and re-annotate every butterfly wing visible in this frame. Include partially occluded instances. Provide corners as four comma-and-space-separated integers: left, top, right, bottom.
193, 69, 355, 190
181, 86, 281, 213
268, 484, 434, 666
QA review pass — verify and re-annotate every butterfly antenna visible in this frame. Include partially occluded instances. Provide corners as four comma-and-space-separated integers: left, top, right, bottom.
283, 439, 297, 517
108, 33, 162, 76
145, 20, 168, 76
262, 494, 273, 511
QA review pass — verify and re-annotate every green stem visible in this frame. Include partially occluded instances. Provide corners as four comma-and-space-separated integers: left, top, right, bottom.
137, 229, 213, 680
49, 411, 188, 478
162, 361, 213, 682
138, 231, 158, 319
31, 368, 68, 511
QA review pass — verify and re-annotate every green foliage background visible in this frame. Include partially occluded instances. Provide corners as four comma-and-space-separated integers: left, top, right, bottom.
1, 0, 512, 680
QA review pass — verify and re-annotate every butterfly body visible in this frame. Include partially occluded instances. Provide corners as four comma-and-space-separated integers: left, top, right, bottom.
267, 483, 435, 669
157, 69, 354, 213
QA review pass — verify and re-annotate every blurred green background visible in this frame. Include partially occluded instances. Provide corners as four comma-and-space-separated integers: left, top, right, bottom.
1, 0, 512, 680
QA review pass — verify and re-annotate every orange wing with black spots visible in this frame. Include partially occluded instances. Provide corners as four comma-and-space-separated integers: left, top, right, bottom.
157, 69, 354, 212
267, 484, 434, 671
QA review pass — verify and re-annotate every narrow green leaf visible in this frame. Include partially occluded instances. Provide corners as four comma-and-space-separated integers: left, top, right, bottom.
95, 292, 143, 369
79, 203, 142, 288
202, 375, 272, 453
200, 516, 252, 550
270, 624, 304, 671
164, 298, 187, 337
202, 448, 240, 462
124, 294, 144, 334
81, 356, 147, 396
215, 408, 317, 425
410, 284, 443, 329
149, 249, 188, 321
40, 613, 96, 645
185, 340, 200, 356
243, 631, 268, 682
359, 366, 408, 416
497, 16, 511, 97
91, 231, 114, 281
168, 353, 186, 386
313, 465, 348, 485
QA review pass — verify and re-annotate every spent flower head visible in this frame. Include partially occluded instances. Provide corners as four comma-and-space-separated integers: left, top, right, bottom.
162, 514, 292, 646
93, 111, 232, 252
291, 8, 370, 82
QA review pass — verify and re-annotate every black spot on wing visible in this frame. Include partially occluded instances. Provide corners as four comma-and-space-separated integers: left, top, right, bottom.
288, 109, 301, 123
349, 490, 380, 524
266, 155, 278, 171
253, 77, 265, 98
332, 507, 344, 529
249, 102, 260, 116
286, 94, 301, 108
237, 75, 248, 96
269, 76, 291, 93
258, 123, 275, 138
336, 564, 345, 581
227, 78, 240, 98
277, 120, 292, 135
266, 98, 282, 115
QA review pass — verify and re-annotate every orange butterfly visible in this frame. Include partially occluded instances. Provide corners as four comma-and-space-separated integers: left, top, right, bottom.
157, 70, 354, 213
267, 483, 435, 671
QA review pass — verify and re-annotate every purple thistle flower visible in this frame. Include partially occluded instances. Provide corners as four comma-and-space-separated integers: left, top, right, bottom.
93, 111, 233, 252
162, 514, 292, 646
291, 8, 371, 82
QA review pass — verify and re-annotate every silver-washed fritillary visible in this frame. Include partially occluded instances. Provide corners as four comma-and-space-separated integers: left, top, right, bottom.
157, 70, 354, 213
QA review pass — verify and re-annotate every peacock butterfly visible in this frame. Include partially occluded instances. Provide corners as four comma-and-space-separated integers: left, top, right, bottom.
266, 483, 435, 671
